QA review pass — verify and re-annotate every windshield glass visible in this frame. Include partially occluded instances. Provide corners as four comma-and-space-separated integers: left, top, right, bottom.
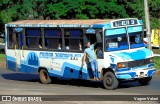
105, 28, 129, 51
128, 26, 146, 48
129, 32, 146, 48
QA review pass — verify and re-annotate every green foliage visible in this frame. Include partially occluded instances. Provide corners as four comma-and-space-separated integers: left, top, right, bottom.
0, 38, 4, 43
152, 49, 160, 54
121, 0, 160, 29
0, 0, 159, 32
0, 54, 5, 62
0, 0, 17, 23
152, 49, 160, 70
154, 56, 160, 70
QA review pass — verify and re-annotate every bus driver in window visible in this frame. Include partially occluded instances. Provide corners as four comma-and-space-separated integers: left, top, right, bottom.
82, 41, 98, 80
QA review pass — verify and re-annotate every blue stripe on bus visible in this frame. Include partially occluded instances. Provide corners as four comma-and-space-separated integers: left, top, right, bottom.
105, 28, 126, 36
148, 69, 156, 77
116, 72, 136, 79
128, 26, 142, 33
116, 74, 132, 79
7, 60, 16, 72
6, 56, 100, 80
148, 63, 154, 68
113, 48, 151, 61
48, 62, 101, 80
49, 68, 88, 80
6, 56, 16, 72
48, 62, 89, 79
21, 64, 38, 74
6, 56, 16, 61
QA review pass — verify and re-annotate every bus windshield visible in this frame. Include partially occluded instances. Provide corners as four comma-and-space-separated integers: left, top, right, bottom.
129, 31, 146, 49
105, 26, 146, 52
105, 28, 129, 51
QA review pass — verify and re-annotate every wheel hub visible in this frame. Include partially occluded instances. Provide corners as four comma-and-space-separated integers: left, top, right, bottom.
106, 76, 113, 86
41, 71, 47, 81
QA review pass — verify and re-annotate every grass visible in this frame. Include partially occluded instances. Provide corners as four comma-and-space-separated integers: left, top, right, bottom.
0, 54, 6, 67
0, 38, 4, 43
152, 49, 160, 70
154, 56, 160, 70
0, 54, 5, 62
152, 49, 160, 54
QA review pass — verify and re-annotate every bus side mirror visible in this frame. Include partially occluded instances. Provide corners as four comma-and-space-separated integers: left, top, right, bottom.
96, 32, 102, 43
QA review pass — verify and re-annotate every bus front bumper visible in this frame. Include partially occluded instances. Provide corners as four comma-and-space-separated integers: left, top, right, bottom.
115, 67, 156, 79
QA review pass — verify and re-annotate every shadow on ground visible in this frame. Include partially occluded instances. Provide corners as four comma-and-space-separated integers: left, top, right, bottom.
2, 73, 39, 82
1, 73, 141, 90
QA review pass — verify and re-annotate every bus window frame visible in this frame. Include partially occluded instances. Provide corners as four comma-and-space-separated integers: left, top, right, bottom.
7, 27, 22, 49
127, 25, 146, 49
104, 27, 129, 52
104, 25, 145, 52
43, 28, 62, 50
7, 27, 14, 49
22, 27, 85, 53
24, 28, 42, 49
63, 28, 84, 52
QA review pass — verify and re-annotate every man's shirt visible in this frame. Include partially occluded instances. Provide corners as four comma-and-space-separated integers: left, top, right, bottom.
84, 44, 96, 62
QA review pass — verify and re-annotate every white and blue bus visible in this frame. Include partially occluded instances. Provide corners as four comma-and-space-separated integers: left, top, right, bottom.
5, 18, 156, 89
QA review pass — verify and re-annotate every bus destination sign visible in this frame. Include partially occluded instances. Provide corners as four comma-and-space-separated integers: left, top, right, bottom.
113, 19, 138, 27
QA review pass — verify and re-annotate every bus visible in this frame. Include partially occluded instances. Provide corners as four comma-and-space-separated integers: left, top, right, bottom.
5, 18, 156, 90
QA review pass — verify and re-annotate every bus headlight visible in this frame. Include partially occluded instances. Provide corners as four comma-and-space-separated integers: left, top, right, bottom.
117, 62, 128, 69
150, 57, 154, 63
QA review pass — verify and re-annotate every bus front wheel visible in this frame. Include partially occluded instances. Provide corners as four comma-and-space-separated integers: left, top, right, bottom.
39, 69, 51, 84
103, 71, 119, 90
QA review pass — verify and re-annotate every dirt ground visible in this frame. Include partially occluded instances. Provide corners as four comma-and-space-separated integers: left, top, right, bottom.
0, 62, 6, 68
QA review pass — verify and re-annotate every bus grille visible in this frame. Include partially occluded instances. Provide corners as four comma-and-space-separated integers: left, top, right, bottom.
128, 58, 150, 68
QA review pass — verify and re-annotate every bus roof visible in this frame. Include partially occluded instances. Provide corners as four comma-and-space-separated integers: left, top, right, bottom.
6, 18, 141, 28
8, 19, 113, 25
6, 19, 115, 28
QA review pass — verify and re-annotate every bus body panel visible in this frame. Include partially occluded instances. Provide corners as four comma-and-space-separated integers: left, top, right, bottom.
104, 47, 155, 79
5, 18, 156, 84
6, 49, 102, 80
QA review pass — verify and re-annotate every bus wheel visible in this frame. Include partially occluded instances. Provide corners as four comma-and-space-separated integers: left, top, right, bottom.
138, 77, 152, 86
39, 69, 51, 84
103, 71, 119, 90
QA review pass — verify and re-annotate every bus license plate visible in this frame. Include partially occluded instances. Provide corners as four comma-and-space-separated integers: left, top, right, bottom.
139, 72, 144, 77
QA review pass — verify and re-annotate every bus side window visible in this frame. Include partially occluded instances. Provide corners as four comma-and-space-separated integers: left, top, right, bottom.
64, 29, 83, 51
25, 29, 41, 49
8, 28, 14, 48
44, 29, 62, 50
69, 39, 83, 51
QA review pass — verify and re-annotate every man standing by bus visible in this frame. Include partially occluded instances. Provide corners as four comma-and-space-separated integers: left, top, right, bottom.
82, 41, 98, 80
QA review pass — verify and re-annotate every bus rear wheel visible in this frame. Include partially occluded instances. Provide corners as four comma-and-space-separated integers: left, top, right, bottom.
39, 69, 51, 84
103, 71, 119, 90
138, 77, 152, 86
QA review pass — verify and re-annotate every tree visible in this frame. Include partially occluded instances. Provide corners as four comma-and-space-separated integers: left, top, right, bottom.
120, 0, 160, 29
0, 0, 18, 23
0, 0, 159, 34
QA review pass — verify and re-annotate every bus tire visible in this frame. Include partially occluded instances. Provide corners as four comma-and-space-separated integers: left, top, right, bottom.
103, 71, 119, 90
39, 69, 51, 84
138, 77, 152, 86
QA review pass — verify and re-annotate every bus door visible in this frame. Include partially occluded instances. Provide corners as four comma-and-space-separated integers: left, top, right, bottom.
84, 33, 96, 78
85, 31, 104, 78
14, 30, 24, 72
